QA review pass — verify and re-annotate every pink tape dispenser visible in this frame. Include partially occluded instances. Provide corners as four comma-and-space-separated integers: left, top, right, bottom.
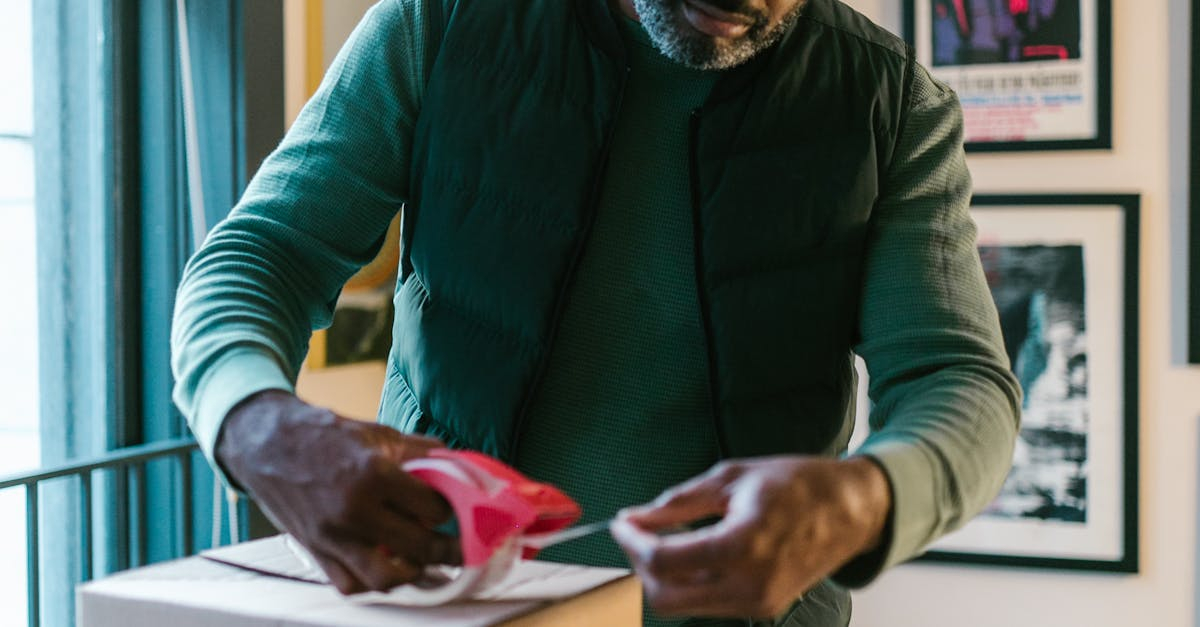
400, 449, 582, 604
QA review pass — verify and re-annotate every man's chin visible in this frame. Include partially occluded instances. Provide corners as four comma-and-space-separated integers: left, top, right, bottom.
633, 0, 767, 70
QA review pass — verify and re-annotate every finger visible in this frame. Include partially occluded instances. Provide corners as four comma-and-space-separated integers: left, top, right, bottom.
375, 430, 445, 463
623, 468, 734, 531
647, 523, 748, 576
615, 521, 751, 618
611, 515, 658, 568
370, 511, 463, 566
434, 532, 464, 566
642, 565, 790, 619
320, 537, 423, 593
374, 460, 455, 526
644, 578, 745, 618
612, 516, 726, 580
613, 515, 746, 581
307, 547, 367, 595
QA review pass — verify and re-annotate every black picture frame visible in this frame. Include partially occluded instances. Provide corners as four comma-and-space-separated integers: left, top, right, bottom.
902, 0, 1112, 152
1189, 0, 1200, 363
919, 194, 1139, 573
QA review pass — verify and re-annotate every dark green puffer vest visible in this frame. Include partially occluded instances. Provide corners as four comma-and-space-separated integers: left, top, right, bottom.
379, 0, 914, 465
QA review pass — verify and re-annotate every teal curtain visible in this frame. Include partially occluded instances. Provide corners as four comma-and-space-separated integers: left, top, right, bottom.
32, 1, 283, 623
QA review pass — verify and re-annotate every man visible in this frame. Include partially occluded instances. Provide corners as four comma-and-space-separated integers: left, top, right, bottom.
171, 0, 1022, 625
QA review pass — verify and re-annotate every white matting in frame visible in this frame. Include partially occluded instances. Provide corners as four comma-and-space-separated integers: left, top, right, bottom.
924, 195, 1138, 573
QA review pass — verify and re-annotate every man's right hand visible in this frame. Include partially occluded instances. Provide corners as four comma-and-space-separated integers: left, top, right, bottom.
215, 389, 461, 594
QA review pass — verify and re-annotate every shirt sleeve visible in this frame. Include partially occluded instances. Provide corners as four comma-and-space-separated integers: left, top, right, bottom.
833, 63, 1023, 586
170, 0, 438, 486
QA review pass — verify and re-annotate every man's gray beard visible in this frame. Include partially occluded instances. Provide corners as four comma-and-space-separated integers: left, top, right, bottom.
630, 0, 804, 70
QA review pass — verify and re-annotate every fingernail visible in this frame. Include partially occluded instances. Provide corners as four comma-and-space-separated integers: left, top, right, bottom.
439, 538, 463, 565
619, 506, 648, 520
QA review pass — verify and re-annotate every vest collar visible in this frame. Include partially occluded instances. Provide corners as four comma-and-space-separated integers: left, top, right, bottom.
573, 0, 628, 63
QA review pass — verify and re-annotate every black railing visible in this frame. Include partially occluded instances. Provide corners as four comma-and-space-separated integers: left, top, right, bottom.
0, 438, 200, 627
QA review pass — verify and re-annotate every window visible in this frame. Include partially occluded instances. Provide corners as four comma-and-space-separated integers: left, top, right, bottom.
0, 1, 38, 625
0, 2, 285, 625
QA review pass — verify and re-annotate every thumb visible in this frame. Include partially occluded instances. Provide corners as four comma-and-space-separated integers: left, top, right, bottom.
376, 430, 445, 464
622, 465, 736, 531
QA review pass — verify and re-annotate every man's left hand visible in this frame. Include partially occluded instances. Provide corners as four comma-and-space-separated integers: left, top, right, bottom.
610, 456, 892, 619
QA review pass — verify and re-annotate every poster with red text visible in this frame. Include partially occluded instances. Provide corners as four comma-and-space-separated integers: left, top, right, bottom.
904, 0, 1111, 151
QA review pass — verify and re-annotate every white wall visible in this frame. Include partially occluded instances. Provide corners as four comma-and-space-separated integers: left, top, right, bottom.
282, 0, 307, 125
322, 0, 378, 69
281, 0, 378, 125
845, 1, 1200, 626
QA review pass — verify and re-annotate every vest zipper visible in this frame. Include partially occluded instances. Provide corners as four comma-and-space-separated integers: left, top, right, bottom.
505, 65, 632, 463
688, 109, 729, 460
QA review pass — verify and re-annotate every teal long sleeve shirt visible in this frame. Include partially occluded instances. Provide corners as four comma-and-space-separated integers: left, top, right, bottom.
171, 0, 1021, 585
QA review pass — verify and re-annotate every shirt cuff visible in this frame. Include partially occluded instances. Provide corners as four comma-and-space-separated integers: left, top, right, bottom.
190, 347, 295, 490
831, 436, 938, 587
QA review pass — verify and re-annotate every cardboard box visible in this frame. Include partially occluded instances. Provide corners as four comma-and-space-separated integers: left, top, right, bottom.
78, 536, 641, 626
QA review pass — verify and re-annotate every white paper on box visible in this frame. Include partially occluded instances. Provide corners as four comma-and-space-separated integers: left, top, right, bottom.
78, 535, 634, 627
201, 535, 631, 604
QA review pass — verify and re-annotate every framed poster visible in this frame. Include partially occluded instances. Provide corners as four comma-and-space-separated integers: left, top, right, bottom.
922, 194, 1139, 572
1190, 0, 1200, 363
903, 0, 1112, 152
